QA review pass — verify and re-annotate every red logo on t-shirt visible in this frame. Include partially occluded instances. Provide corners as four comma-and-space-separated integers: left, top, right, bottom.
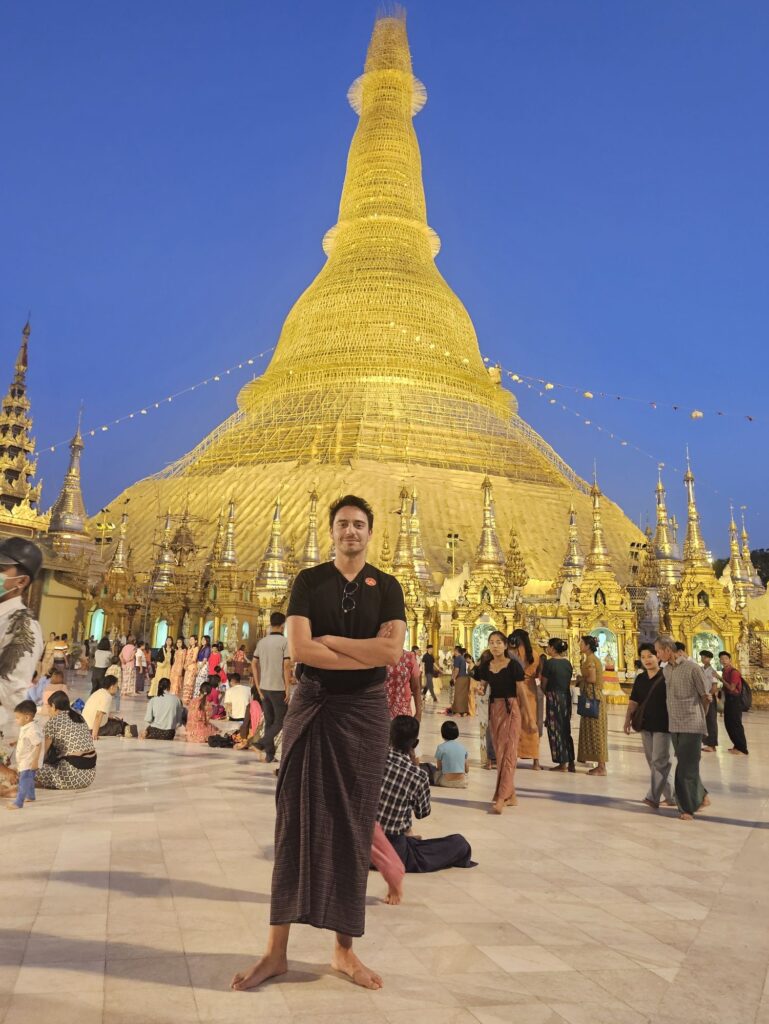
365, 577, 377, 586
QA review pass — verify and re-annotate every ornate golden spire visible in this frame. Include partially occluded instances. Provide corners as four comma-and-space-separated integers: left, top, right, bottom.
378, 525, 393, 572
220, 498, 238, 567
257, 494, 290, 590
474, 476, 505, 569
637, 524, 660, 588
585, 474, 612, 572
682, 452, 709, 568
728, 506, 748, 607
0, 320, 43, 516
110, 509, 129, 573
558, 501, 585, 583
392, 486, 414, 572
652, 467, 682, 585
300, 488, 321, 569
409, 489, 431, 583
48, 409, 88, 538
504, 522, 529, 589
152, 511, 177, 592
210, 510, 225, 565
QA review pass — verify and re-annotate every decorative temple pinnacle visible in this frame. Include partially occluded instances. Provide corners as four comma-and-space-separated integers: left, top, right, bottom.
652, 467, 682, 585
220, 498, 238, 567
392, 486, 414, 572
300, 488, 321, 569
210, 509, 225, 565
505, 521, 529, 589
110, 510, 129, 573
682, 455, 709, 568
378, 526, 393, 572
728, 505, 748, 606
409, 490, 431, 583
585, 477, 612, 572
474, 476, 505, 569
171, 500, 196, 566
740, 512, 764, 595
152, 510, 177, 592
559, 501, 585, 582
0, 320, 42, 516
48, 410, 88, 537
257, 494, 290, 590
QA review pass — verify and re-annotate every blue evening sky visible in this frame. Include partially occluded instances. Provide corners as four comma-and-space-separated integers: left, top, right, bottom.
1, 0, 767, 552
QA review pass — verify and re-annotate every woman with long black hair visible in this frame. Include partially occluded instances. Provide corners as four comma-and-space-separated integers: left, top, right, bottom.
542, 638, 575, 772
508, 629, 541, 770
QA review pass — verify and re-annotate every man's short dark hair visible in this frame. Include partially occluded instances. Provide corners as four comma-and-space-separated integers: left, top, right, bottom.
390, 714, 419, 753
14, 700, 36, 717
426, 644, 433, 650
157, 679, 170, 696
638, 642, 656, 655
270, 611, 286, 628
675, 642, 686, 652
719, 650, 731, 659
441, 720, 459, 741
699, 650, 713, 660
411, 645, 419, 653
329, 494, 374, 531
230, 672, 241, 683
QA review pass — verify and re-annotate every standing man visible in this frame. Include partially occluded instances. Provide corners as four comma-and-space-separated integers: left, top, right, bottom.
719, 651, 749, 755
699, 650, 720, 752
655, 635, 710, 820
421, 643, 437, 703
232, 495, 406, 993
253, 612, 292, 762
0, 538, 44, 737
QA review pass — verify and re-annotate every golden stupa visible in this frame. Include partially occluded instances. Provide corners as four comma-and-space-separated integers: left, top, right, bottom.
107, 11, 642, 585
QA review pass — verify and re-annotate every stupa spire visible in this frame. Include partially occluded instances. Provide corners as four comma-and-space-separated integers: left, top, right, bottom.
475, 476, 505, 569
110, 509, 129, 573
48, 408, 88, 538
219, 498, 238, 567
682, 452, 709, 568
378, 526, 393, 572
409, 489, 431, 583
728, 506, 748, 607
652, 467, 682, 585
392, 486, 414, 572
0, 320, 42, 515
585, 474, 612, 572
300, 488, 321, 569
558, 501, 585, 583
505, 521, 529, 589
152, 511, 177, 592
257, 495, 290, 590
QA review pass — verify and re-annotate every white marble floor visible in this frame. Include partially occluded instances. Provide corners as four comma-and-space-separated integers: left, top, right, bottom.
3, 682, 769, 1024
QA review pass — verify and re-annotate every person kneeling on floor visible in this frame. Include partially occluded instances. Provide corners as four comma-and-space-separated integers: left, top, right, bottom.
82, 679, 138, 739
377, 715, 476, 873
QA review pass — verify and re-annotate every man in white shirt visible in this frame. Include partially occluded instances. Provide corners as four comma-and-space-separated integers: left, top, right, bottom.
0, 538, 44, 738
699, 650, 720, 752
82, 679, 137, 738
223, 673, 251, 720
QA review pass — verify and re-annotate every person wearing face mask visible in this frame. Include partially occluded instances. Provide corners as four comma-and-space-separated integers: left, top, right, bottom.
0, 538, 44, 738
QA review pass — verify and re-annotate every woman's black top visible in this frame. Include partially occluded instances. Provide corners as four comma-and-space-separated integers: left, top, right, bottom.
629, 669, 669, 733
541, 658, 573, 694
473, 658, 524, 702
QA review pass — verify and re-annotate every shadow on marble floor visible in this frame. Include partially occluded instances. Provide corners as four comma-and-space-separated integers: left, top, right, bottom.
45, 870, 270, 903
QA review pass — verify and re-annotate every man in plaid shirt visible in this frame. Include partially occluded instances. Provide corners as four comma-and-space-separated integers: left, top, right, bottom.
377, 715, 431, 837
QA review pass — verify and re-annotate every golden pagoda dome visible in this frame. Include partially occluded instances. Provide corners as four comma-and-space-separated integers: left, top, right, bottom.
103, 10, 642, 586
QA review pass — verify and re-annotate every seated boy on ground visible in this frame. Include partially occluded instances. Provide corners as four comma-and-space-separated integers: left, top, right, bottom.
434, 720, 469, 788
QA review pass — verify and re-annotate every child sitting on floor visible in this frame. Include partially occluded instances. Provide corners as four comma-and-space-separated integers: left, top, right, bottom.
434, 720, 469, 788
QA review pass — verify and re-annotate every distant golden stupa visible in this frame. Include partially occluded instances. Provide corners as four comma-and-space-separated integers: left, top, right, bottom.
107, 10, 642, 585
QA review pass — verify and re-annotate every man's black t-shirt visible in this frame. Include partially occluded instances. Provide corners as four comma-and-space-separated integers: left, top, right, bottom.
629, 670, 669, 733
422, 652, 435, 675
287, 561, 406, 693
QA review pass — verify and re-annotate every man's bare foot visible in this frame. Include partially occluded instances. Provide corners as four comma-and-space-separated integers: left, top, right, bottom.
384, 880, 403, 905
643, 798, 658, 810
587, 767, 607, 776
550, 764, 568, 772
331, 947, 383, 990
679, 812, 694, 820
698, 795, 711, 810
702, 745, 716, 752
231, 953, 288, 990
6, 803, 21, 811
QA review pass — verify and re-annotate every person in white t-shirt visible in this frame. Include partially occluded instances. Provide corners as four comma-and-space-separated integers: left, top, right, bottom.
82, 680, 137, 739
699, 650, 720, 752
223, 675, 251, 720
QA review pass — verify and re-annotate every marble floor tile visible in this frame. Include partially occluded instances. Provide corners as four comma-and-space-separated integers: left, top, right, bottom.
3, 690, 768, 1023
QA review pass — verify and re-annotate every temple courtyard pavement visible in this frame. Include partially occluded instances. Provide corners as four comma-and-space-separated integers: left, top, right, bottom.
3, 680, 769, 1024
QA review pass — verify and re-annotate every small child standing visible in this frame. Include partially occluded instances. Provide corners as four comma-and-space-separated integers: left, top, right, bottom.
8, 700, 42, 811
434, 720, 470, 788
